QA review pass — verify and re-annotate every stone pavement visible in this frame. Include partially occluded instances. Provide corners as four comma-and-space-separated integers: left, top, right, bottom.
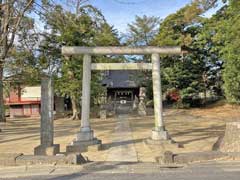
106, 114, 138, 162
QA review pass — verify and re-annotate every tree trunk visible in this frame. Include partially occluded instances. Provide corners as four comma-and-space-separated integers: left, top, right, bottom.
202, 72, 208, 106
203, 86, 207, 105
70, 95, 80, 120
0, 65, 6, 122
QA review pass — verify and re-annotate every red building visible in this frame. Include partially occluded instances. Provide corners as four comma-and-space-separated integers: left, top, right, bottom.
5, 86, 41, 118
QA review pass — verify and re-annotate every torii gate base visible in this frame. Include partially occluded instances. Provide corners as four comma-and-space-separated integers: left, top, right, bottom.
62, 46, 183, 154
66, 131, 102, 153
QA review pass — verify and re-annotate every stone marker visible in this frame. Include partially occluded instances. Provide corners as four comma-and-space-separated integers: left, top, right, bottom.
34, 76, 60, 155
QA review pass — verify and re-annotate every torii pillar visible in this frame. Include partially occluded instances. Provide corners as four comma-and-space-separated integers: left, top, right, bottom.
66, 55, 101, 153
151, 53, 168, 140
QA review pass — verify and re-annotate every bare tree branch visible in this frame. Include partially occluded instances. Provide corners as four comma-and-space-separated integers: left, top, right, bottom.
7, 0, 34, 51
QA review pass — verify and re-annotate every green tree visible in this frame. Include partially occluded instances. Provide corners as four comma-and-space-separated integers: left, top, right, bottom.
124, 15, 160, 99
41, 2, 119, 120
125, 15, 160, 46
219, 0, 240, 103
152, 0, 225, 106
197, 0, 240, 103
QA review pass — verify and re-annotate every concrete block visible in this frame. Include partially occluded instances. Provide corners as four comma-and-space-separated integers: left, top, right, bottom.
0, 153, 23, 166
34, 144, 60, 156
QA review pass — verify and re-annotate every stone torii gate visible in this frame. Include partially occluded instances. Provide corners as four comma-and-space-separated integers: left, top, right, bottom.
34, 46, 184, 155
61, 46, 183, 153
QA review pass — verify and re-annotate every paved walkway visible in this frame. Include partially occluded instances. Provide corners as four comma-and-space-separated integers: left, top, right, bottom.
106, 114, 138, 162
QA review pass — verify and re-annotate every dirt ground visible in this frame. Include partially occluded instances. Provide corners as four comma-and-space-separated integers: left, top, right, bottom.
0, 102, 239, 162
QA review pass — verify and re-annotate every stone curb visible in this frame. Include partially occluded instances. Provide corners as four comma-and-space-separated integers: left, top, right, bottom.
0, 153, 87, 167
226, 152, 240, 160
0, 165, 84, 179
156, 151, 229, 164
0, 153, 23, 166
174, 151, 228, 164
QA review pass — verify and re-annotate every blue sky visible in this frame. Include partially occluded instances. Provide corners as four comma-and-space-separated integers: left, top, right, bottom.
89, 0, 191, 32
88, 0, 224, 33
34, 0, 224, 33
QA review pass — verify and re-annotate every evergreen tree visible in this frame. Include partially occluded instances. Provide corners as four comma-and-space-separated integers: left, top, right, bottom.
220, 0, 240, 103
152, 0, 224, 106
124, 15, 160, 99
199, 0, 240, 103
125, 15, 160, 46
41, 2, 120, 119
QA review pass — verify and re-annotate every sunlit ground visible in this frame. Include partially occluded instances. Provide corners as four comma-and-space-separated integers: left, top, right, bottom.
0, 102, 239, 162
